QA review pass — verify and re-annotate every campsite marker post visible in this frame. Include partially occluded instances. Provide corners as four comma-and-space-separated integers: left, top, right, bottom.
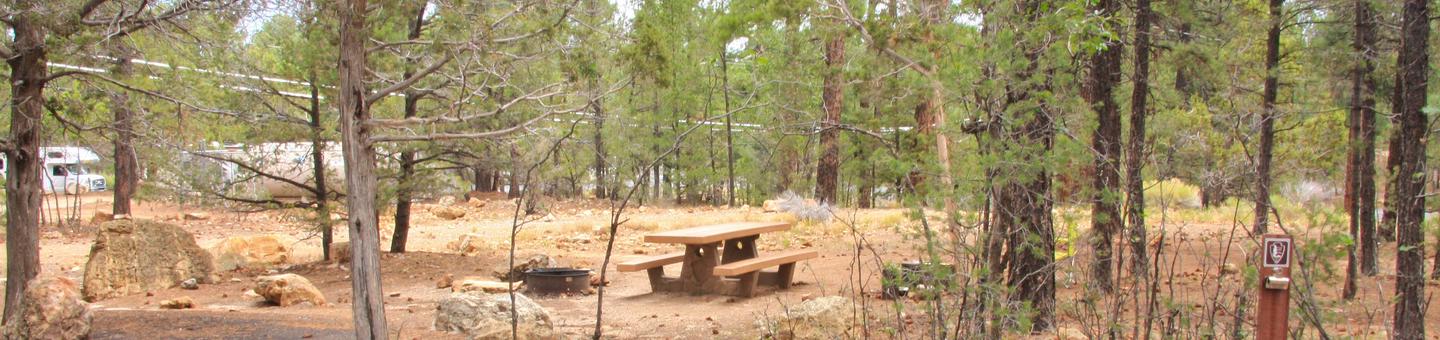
1257, 234, 1292, 339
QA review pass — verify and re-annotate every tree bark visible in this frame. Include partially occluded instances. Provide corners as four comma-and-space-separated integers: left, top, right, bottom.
592, 98, 608, 199
1126, 0, 1153, 276
816, 33, 844, 204
1382, 68, 1401, 243
1083, 0, 1123, 292
996, 1, 1055, 330
1348, 0, 1380, 283
721, 53, 735, 206
391, 2, 427, 254
110, 45, 139, 216
510, 144, 523, 199
309, 78, 332, 261
4, 8, 46, 322
337, 0, 388, 337
1394, 0, 1430, 337
1253, 0, 1284, 234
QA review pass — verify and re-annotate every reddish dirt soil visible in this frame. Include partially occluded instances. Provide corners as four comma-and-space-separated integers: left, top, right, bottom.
2, 192, 1437, 339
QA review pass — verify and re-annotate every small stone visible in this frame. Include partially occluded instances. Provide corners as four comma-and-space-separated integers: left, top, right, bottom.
453, 278, 520, 294
493, 254, 558, 281
1220, 263, 1239, 275
436, 274, 455, 289
180, 278, 199, 290
254, 274, 326, 307
432, 206, 466, 220
1058, 327, 1088, 340
159, 297, 196, 310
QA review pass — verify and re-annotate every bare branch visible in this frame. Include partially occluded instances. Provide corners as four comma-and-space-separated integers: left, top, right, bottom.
491, 0, 581, 44
74, 70, 309, 125
365, 53, 454, 105
367, 105, 579, 143
185, 151, 322, 197
366, 82, 566, 128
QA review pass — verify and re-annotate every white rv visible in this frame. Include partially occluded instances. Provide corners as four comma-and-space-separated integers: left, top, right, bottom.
0, 147, 108, 194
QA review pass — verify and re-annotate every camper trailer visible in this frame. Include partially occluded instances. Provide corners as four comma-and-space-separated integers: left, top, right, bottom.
0, 147, 108, 194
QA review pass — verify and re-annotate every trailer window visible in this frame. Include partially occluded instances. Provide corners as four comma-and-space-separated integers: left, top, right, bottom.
51, 166, 66, 176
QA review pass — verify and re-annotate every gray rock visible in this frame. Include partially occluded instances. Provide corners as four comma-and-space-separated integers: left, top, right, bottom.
435, 292, 554, 340
180, 278, 199, 290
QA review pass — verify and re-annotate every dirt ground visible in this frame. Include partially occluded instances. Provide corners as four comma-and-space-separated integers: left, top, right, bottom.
3, 192, 1437, 339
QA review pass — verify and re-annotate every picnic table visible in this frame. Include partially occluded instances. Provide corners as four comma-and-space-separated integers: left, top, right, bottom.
617, 221, 816, 297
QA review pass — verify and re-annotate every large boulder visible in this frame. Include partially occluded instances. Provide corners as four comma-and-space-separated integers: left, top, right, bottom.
329, 241, 351, 263
254, 273, 326, 307
493, 254, 557, 282
82, 219, 215, 301
2, 277, 92, 340
434, 292, 553, 339
761, 296, 853, 340
209, 235, 294, 271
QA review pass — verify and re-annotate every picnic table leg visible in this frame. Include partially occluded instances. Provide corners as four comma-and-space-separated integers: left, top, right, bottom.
645, 267, 667, 291
679, 243, 720, 294
721, 235, 759, 264
775, 263, 797, 289
734, 272, 760, 298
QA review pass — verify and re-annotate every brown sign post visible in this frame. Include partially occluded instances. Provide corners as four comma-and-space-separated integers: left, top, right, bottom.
1257, 234, 1292, 339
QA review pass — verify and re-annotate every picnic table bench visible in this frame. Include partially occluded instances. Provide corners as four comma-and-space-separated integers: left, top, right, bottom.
616, 221, 816, 297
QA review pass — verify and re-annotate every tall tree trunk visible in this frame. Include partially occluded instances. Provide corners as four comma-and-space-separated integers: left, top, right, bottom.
1084, 0, 1123, 292
997, 2, 1055, 329
1176, 20, 1223, 208
1253, 0, 1284, 234
721, 53, 735, 206
4, 9, 46, 322
1383, 58, 1403, 243
309, 78, 333, 261
1126, 0, 1153, 276
592, 99, 607, 199
858, 105, 878, 209
110, 45, 138, 217
337, 0, 387, 337
1394, 0, 1431, 337
391, 3, 427, 253
1345, 0, 1380, 294
509, 144, 522, 199
816, 33, 844, 204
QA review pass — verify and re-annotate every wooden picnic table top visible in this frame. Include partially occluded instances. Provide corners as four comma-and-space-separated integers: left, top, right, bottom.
643, 221, 793, 245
